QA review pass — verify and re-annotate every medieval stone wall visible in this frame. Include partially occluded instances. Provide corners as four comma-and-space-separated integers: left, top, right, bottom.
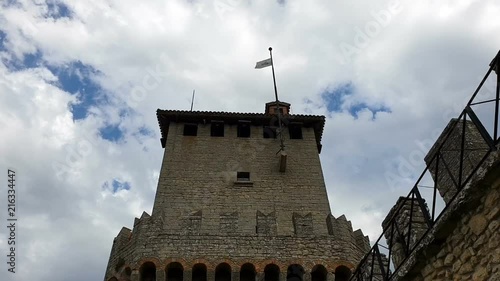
104, 212, 370, 281
104, 118, 370, 281
403, 170, 499, 281
152, 122, 332, 236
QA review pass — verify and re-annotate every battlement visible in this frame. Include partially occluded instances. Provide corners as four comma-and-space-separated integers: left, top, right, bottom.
327, 215, 370, 253
105, 211, 371, 281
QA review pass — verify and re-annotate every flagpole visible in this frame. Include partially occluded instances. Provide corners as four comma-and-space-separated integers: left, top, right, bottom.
269, 47, 279, 102
269, 47, 285, 153
190, 89, 195, 111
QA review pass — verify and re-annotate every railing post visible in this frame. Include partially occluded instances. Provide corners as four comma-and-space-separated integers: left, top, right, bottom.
432, 153, 439, 222
495, 52, 499, 142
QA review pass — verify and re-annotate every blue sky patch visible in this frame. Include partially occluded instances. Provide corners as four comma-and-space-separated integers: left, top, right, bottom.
348, 102, 391, 119
111, 179, 131, 193
102, 179, 131, 193
47, 61, 105, 120
1, 47, 44, 71
322, 82, 354, 112
0, 30, 6, 50
137, 126, 154, 137
322, 82, 391, 119
44, 1, 73, 19
99, 124, 124, 142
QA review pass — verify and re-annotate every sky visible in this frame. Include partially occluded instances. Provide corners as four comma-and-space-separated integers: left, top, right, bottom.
0, 0, 499, 280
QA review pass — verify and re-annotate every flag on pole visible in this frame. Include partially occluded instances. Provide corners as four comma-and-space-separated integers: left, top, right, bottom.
255, 58, 272, 69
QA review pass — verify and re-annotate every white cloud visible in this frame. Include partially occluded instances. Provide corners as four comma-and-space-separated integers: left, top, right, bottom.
0, 0, 499, 280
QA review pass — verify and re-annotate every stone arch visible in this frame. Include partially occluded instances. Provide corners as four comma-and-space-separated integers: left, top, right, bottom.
166, 262, 184, 281
264, 264, 280, 281
287, 264, 304, 281
190, 259, 214, 271
334, 266, 351, 281
136, 257, 162, 269
240, 263, 256, 281
215, 263, 232, 281
140, 262, 157, 281
193, 263, 208, 281
257, 260, 284, 273
164, 258, 189, 271
124, 266, 132, 277
311, 265, 327, 281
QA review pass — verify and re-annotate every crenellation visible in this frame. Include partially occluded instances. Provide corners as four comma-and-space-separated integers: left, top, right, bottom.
292, 213, 314, 236
352, 230, 370, 253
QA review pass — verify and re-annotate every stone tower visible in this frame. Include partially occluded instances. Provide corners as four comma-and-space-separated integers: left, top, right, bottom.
104, 101, 370, 281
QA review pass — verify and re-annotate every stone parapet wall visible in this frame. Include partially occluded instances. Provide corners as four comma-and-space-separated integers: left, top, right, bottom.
104, 213, 369, 281
390, 152, 500, 281
381, 197, 430, 268
424, 119, 490, 204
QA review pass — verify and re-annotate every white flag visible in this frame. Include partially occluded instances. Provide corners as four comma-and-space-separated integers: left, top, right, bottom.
255, 58, 272, 69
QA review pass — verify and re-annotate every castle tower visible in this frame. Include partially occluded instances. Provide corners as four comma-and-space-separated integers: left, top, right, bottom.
104, 101, 370, 281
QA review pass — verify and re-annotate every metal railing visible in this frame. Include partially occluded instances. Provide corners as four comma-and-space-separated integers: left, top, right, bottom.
350, 50, 500, 281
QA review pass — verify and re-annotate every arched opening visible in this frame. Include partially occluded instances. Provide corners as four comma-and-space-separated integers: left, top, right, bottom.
240, 263, 256, 281
215, 263, 232, 281
124, 267, 132, 277
334, 266, 351, 281
140, 262, 156, 281
311, 265, 327, 281
108, 278, 119, 281
286, 264, 304, 281
264, 264, 280, 281
192, 263, 207, 281
167, 262, 184, 281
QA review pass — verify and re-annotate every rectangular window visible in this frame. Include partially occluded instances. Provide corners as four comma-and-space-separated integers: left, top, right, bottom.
210, 120, 224, 137
183, 123, 198, 136
289, 123, 303, 139
237, 120, 251, 138
236, 172, 250, 181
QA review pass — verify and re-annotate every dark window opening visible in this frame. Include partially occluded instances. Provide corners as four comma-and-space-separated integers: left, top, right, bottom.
140, 262, 156, 281
311, 265, 327, 281
183, 123, 198, 136
215, 263, 232, 281
192, 264, 207, 281
211, 121, 224, 137
289, 123, 303, 139
238, 121, 251, 138
167, 262, 184, 281
240, 263, 256, 281
237, 172, 250, 181
124, 267, 132, 277
263, 126, 276, 139
334, 266, 351, 281
287, 264, 304, 281
264, 264, 280, 281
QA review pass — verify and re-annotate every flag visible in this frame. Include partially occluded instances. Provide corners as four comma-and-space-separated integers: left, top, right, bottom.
255, 58, 272, 69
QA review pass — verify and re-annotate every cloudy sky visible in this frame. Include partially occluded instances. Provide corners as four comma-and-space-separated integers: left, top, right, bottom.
0, 0, 499, 280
